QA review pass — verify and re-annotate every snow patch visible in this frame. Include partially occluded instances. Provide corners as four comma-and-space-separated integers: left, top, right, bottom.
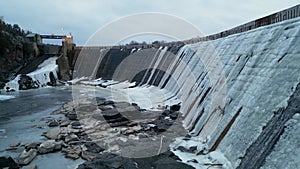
67, 77, 89, 85
105, 81, 180, 110
4, 57, 59, 91
4, 75, 21, 91
170, 138, 233, 169
27, 57, 58, 87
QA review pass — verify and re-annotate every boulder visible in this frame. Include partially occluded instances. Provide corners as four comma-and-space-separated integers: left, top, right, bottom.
66, 112, 77, 120
10, 141, 21, 147
84, 142, 104, 153
81, 151, 99, 161
17, 149, 37, 165
170, 104, 181, 111
25, 142, 41, 151
6, 87, 16, 92
0, 156, 19, 169
65, 133, 79, 143
47, 72, 57, 86
42, 128, 60, 139
38, 140, 62, 154
62, 145, 81, 160
48, 119, 59, 127
18, 75, 38, 90
70, 121, 81, 127
60, 120, 70, 127
101, 108, 130, 125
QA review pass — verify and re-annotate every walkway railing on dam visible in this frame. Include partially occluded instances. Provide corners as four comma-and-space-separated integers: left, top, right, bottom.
199, 4, 300, 42
74, 4, 300, 50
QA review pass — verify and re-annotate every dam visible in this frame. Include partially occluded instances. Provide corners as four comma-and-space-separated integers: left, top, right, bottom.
65, 4, 300, 169
1, 4, 300, 169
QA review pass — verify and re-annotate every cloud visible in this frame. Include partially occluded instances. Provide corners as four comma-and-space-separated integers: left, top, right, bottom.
1, 0, 299, 45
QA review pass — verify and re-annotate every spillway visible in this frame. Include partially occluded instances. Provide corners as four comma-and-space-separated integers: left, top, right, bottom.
72, 14, 300, 169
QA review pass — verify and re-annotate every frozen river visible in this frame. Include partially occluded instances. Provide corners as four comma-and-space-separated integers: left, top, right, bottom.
0, 86, 87, 169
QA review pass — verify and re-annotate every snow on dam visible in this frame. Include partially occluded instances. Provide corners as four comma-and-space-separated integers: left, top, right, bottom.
72, 8, 300, 169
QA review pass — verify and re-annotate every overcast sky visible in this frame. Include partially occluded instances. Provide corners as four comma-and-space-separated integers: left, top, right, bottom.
1, 0, 299, 45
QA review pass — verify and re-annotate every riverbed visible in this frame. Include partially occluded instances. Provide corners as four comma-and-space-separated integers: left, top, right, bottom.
0, 86, 86, 169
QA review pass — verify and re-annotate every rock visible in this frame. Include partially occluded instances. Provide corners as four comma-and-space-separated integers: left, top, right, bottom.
42, 128, 60, 139
101, 109, 130, 126
162, 110, 172, 116
60, 120, 70, 127
62, 145, 81, 160
6, 147, 18, 151
0, 81, 5, 89
98, 105, 114, 111
35, 125, 44, 129
47, 72, 57, 86
48, 119, 59, 127
122, 125, 142, 135
99, 100, 114, 106
154, 120, 169, 132
76, 105, 97, 112
25, 142, 41, 151
56, 55, 71, 81
66, 112, 77, 120
10, 141, 21, 147
65, 133, 79, 143
25, 164, 38, 169
17, 149, 37, 165
77, 153, 131, 169
77, 151, 194, 169
84, 142, 104, 153
70, 121, 81, 127
170, 111, 180, 120
183, 134, 192, 141
18, 75, 38, 90
170, 104, 181, 111
153, 157, 193, 169
81, 151, 99, 161
0, 156, 19, 169
38, 140, 62, 154
71, 125, 82, 129
176, 146, 197, 153
141, 123, 156, 131
187, 159, 198, 163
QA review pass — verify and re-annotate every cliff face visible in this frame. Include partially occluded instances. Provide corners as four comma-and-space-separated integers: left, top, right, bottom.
0, 20, 37, 86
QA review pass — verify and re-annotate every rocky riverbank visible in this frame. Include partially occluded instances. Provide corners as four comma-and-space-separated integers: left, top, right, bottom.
1, 95, 193, 169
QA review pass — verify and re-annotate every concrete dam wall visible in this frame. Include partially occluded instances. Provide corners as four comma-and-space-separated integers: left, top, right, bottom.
71, 12, 300, 169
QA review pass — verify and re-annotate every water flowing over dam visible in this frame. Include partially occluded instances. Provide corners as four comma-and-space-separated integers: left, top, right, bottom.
71, 11, 300, 167
2, 4, 299, 169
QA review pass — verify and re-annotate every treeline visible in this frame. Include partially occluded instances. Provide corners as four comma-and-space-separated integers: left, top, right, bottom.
0, 19, 31, 37
0, 19, 36, 84
126, 40, 168, 46
0, 19, 31, 55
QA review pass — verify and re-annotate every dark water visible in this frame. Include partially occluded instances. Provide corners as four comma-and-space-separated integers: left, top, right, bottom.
0, 86, 85, 169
